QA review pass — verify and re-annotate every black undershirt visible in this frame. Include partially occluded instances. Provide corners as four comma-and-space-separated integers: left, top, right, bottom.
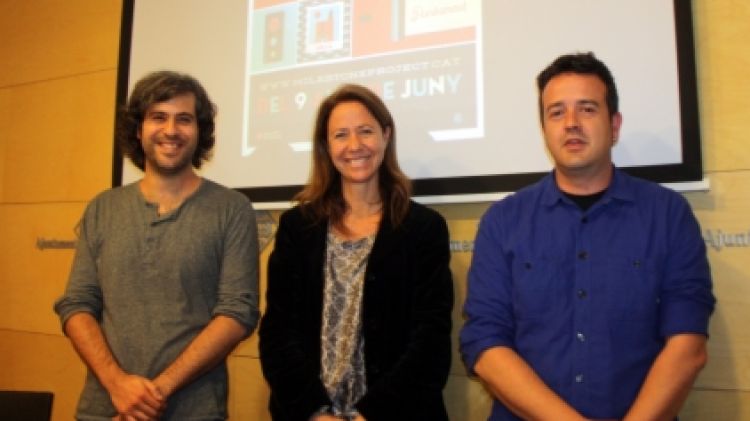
563, 189, 606, 211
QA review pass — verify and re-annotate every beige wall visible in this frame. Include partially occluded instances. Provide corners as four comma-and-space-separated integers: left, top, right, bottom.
0, 1, 748, 419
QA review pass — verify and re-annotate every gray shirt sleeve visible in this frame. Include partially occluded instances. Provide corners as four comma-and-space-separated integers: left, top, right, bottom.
53, 199, 104, 328
213, 196, 260, 336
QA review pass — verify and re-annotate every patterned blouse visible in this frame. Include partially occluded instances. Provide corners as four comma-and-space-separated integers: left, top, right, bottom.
320, 228, 375, 418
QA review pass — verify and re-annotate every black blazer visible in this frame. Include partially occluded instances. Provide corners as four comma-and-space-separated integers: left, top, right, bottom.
259, 201, 453, 421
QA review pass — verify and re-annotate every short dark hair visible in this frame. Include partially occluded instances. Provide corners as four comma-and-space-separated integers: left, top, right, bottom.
116, 70, 216, 170
536, 52, 619, 121
295, 84, 412, 230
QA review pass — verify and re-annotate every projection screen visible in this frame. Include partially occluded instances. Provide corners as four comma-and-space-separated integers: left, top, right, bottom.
115, 0, 705, 208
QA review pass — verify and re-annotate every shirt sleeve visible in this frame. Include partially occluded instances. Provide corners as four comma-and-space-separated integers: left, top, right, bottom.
53, 201, 104, 329
459, 203, 517, 375
659, 194, 715, 337
212, 197, 260, 336
259, 210, 333, 419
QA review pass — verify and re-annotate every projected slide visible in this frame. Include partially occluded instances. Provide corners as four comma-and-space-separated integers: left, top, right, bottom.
243, 0, 482, 184
121, 0, 702, 204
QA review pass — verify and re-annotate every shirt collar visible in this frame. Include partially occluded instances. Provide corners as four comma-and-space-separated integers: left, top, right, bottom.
540, 167, 636, 208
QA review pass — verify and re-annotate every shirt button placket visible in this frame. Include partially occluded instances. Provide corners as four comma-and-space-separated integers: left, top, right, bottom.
144, 220, 157, 265
144, 215, 161, 269
573, 213, 590, 397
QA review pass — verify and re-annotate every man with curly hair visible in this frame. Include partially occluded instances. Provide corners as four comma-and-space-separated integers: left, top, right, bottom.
55, 71, 259, 420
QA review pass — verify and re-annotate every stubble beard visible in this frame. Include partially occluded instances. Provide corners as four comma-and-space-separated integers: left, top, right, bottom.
144, 146, 197, 177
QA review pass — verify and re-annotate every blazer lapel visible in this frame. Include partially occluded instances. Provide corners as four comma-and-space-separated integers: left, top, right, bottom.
367, 205, 410, 269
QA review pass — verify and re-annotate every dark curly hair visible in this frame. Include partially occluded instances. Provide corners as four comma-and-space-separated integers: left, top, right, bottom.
536, 52, 619, 123
116, 70, 216, 170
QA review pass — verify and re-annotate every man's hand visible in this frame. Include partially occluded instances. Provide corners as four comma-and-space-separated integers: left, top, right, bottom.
62, 313, 165, 420
309, 414, 366, 421
107, 373, 165, 420
310, 415, 343, 421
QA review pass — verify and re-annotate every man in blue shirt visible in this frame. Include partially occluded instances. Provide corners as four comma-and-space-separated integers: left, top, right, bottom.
459, 52, 715, 420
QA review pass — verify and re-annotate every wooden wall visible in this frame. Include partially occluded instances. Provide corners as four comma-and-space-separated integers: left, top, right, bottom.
0, 1, 122, 419
0, 0, 747, 419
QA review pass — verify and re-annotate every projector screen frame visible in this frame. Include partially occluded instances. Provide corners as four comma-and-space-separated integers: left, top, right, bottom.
112, 0, 704, 207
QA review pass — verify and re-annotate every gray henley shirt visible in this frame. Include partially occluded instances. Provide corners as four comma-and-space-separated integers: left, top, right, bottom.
54, 179, 259, 420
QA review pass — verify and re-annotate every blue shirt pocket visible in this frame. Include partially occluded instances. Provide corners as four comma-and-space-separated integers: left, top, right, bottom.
594, 255, 660, 321
511, 254, 569, 320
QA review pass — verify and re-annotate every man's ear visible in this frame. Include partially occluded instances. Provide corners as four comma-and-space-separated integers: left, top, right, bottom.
611, 112, 622, 145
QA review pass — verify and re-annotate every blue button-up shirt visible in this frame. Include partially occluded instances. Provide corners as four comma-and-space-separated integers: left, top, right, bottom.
459, 169, 715, 420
